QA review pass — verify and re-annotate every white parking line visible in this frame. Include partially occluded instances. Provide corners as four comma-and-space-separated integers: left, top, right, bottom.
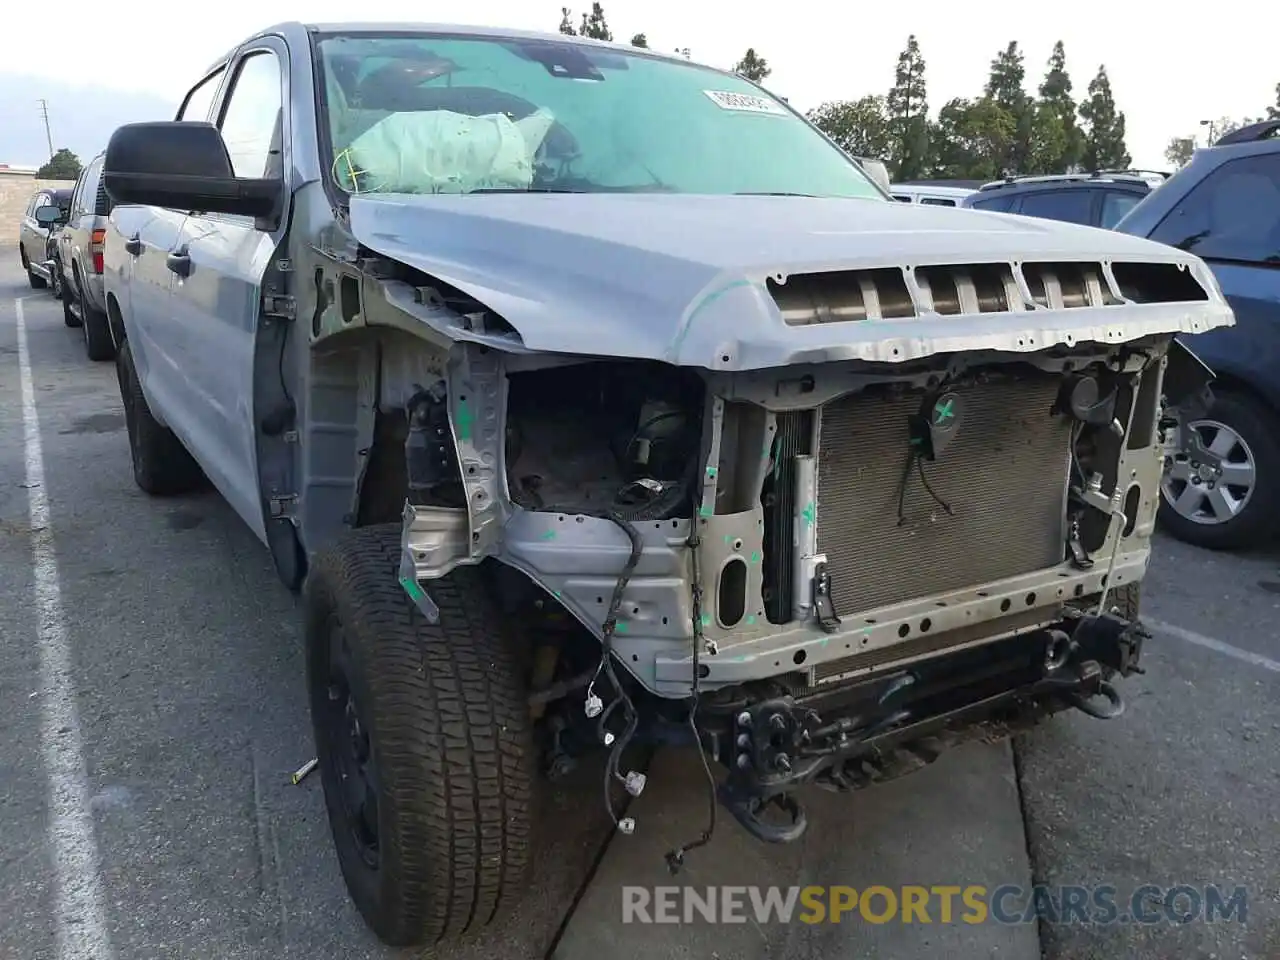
1146, 617, 1280, 674
15, 298, 115, 960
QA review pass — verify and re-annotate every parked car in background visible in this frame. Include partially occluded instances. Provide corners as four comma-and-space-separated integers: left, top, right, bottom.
962, 171, 1168, 229
1113, 120, 1280, 550
17, 187, 72, 289
55, 152, 116, 360
889, 182, 975, 206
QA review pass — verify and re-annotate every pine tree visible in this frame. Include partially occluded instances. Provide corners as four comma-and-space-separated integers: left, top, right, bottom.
630, 33, 648, 48
733, 48, 771, 83
886, 35, 930, 181
558, 8, 576, 35
1030, 42, 1085, 173
1079, 66, 1131, 170
577, 3, 612, 41
984, 42, 1034, 174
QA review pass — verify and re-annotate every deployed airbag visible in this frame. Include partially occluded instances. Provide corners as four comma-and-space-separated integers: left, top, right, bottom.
340, 108, 556, 194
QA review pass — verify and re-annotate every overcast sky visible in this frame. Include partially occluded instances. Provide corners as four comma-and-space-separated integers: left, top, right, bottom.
3, 0, 1274, 171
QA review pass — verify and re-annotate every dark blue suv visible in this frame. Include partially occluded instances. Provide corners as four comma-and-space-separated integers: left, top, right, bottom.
1114, 120, 1280, 550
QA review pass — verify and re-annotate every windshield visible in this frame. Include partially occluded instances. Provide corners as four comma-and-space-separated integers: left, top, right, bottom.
313, 32, 882, 200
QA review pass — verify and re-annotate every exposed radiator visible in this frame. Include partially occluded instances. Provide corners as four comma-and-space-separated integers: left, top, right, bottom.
815, 376, 1072, 616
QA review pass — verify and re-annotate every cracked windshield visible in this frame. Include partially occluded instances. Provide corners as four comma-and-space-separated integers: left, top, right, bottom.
315, 33, 884, 198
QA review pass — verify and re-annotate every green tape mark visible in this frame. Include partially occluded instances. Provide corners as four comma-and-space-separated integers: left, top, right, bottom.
700, 614, 712, 627
802, 502, 815, 527
699, 504, 713, 518
455, 398, 474, 440
724, 535, 733, 544
614, 621, 628, 633
553, 590, 562, 598
934, 397, 955, 423
670, 278, 756, 355
706, 466, 718, 478
399, 576, 425, 602
750, 550, 761, 564
746, 614, 756, 625
539, 529, 557, 541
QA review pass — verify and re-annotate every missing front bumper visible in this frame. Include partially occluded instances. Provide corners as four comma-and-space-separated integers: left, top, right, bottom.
706, 608, 1147, 844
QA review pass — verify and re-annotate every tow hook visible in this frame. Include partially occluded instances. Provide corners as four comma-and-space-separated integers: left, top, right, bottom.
1069, 680, 1126, 719
718, 782, 809, 843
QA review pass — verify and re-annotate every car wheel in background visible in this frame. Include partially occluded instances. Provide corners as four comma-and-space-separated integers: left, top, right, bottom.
61, 267, 83, 328
1158, 390, 1280, 549
21, 247, 48, 289
81, 300, 116, 362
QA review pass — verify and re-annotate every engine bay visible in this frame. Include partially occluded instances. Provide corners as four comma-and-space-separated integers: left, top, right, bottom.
504, 360, 707, 522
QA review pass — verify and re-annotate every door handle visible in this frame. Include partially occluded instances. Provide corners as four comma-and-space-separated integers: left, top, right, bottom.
124, 235, 143, 256
166, 247, 192, 277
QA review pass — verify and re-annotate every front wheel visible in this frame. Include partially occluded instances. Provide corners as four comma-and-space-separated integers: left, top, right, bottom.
1158, 391, 1280, 550
303, 525, 537, 948
22, 247, 47, 289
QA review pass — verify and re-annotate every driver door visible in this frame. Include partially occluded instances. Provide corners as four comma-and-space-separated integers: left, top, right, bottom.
167, 40, 291, 543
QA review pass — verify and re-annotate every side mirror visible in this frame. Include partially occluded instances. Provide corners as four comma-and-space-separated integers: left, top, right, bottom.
103, 121, 282, 222
34, 205, 63, 225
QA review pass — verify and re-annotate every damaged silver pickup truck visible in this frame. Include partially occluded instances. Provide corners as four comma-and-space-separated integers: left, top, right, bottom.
100, 20, 1233, 949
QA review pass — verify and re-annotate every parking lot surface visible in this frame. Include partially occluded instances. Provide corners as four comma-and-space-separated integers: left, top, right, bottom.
1, 259, 1276, 959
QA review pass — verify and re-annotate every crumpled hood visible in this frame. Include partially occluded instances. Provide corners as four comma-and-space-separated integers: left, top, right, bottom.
348, 192, 1231, 369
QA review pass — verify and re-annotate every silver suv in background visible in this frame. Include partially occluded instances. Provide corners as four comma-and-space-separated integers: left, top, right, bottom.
18, 187, 72, 289
56, 152, 116, 360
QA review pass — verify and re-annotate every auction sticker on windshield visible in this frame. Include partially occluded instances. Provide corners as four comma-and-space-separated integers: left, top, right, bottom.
703, 90, 788, 115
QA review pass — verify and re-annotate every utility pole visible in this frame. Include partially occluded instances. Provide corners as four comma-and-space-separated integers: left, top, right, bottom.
37, 98, 54, 160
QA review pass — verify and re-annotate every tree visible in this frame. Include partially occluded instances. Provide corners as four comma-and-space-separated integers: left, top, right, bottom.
807, 96, 892, 159
674, 47, 691, 59
885, 35, 930, 181
558, 7, 576, 35
577, 3, 612, 40
1078, 65, 1130, 170
1030, 41, 1084, 174
929, 98, 1015, 180
630, 33, 648, 48
984, 41, 1034, 174
36, 148, 81, 181
733, 48, 771, 84
1268, 82, 1280, 120
1164, 136, 1196, 168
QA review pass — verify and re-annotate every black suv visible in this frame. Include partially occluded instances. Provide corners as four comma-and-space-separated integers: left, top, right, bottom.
961, 171, 1167, 229
1113, 120, 1280, 550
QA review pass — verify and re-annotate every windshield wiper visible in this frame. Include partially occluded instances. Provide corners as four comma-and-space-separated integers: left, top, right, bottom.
469, 187, 588, 194
735, 191, 820, 197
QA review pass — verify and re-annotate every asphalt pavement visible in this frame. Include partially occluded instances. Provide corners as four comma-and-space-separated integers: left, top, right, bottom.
1, 256, 1276, 960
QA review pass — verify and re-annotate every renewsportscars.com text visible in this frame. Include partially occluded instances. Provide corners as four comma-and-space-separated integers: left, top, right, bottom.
620, 884, 1249, 926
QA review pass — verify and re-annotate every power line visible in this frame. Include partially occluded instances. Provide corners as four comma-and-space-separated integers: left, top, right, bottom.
37, 98, 54, 159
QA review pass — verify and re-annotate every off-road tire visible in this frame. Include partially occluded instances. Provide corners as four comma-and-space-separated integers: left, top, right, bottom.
1157, 390, 1280, 550
22, 247, 48, 289
116, 339, 203, 495
303, 525, 536, 948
